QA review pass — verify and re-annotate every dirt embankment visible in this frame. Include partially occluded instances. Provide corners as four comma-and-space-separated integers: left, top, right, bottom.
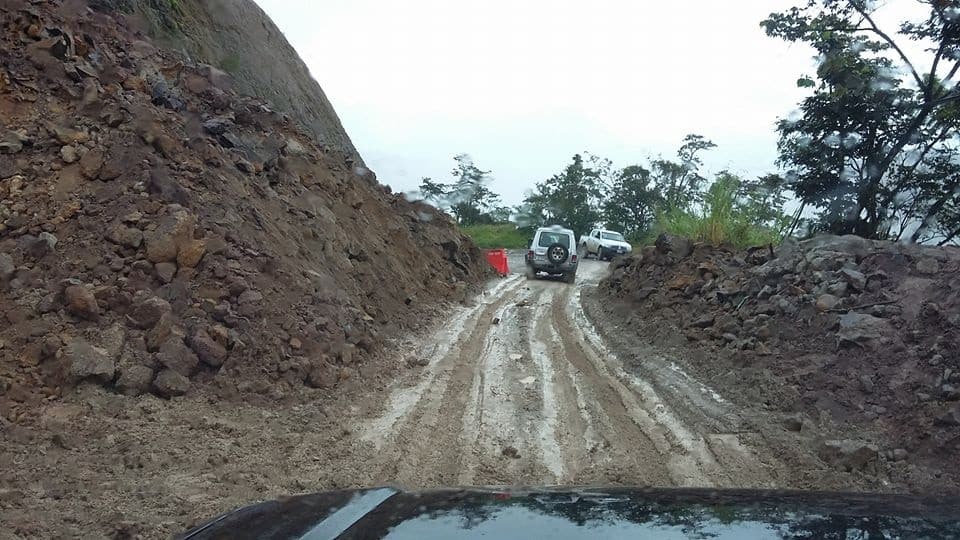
0, 0, 487, 421
599, 234, 960, 494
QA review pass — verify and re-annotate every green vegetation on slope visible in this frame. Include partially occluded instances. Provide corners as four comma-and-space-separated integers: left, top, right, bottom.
461, 224, 529, 249
652, 173, 788, 248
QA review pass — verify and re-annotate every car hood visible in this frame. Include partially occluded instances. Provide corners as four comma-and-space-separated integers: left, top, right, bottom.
180, 487, 960, 539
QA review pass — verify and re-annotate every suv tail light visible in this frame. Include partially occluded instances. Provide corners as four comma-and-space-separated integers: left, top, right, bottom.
527, 250, 534, 259
571, 254, 578, 263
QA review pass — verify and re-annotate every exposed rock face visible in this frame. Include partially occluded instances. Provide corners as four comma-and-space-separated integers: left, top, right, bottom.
92, 0, 363, 165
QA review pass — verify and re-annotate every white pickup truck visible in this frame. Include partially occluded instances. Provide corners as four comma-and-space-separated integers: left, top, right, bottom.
581, 229, 632, 260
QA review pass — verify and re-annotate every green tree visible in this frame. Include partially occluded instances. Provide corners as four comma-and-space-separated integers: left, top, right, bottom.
446, 154, 501, 225
603, 165, 661, 239
418, 177, 448, 205
737, 173, 793, 233
419, 155, 505, 226
660, 171, 791, 247
651, 134, 717, 213
521, 154, 602, 236
763, 0, 960, 242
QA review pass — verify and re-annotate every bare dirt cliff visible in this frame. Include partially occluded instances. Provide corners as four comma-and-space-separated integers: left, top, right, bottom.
0, 0, 487, 418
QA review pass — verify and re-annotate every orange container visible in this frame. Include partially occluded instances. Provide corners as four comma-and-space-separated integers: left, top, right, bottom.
484, 249, 509, 276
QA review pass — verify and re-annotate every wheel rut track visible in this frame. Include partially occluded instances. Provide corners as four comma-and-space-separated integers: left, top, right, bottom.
355, 261, 788, 490
364, 276, 530, 486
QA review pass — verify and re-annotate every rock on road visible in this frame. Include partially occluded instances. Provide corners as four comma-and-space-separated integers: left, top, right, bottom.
345, 257, 787, 488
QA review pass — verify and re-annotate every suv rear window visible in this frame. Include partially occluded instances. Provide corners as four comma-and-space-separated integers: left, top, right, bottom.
538, 232, 571, 248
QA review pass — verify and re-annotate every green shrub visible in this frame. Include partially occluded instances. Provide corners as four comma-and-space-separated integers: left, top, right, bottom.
461, 224, 529, 249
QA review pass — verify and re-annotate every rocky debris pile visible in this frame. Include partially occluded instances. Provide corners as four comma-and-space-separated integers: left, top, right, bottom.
601, 234, 960, 492
0, 0, 487, 421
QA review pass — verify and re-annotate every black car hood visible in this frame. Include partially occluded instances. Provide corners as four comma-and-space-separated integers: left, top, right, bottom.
180, 486, 960, 540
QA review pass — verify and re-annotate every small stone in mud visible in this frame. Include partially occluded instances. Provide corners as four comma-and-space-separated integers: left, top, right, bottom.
501, 446, 521, 459
492, 317, 501, 325
153, 369, 190, 398
783, 416, 803, 432
64, 285, 100, 320
815, 294, 839, 312
60, 145, 79, 163
406, 357, 429, 368
155, 262, 177, 283
509, 353, 522, 361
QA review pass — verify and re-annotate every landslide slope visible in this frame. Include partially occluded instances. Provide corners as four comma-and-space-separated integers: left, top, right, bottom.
598, 235, 960, 494
0, 0, 487, 419
91, 0, 363, 162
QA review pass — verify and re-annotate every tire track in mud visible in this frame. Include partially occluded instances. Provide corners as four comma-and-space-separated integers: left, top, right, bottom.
354, 261, 783, 490
360, 275, 539, 486
547, 285, 690, 486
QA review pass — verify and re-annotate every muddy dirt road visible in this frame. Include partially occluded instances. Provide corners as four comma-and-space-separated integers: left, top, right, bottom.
340, 258, 791, 489
4, 259, 830, 538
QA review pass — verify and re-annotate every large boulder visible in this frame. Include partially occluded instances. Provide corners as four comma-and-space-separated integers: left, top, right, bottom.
818, 439, 879, 472
189, 329, 227, 367
65, 339, 116, 384
155, 337, 199, 376
837, 313, 890, 347
801, 235, 873, 262
116, 365, 154, 396
64, 284, 100, 320
153, 369, 190, 398
126, 292, 172, 329
143, 207, 196, 263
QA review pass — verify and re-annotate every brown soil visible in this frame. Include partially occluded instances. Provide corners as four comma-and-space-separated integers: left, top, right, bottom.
0, 0, 490, 513
3, 261, 819, 538
598, 234, 960, 495
3, 1, 959, 538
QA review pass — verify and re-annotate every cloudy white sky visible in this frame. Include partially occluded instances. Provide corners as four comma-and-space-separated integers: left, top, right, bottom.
253, 0, 915, 205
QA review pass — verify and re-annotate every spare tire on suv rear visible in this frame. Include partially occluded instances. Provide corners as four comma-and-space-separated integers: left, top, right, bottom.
547, 243, 569, 264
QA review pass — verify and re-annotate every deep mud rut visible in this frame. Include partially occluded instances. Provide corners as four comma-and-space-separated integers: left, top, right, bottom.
339, 260, 789, 489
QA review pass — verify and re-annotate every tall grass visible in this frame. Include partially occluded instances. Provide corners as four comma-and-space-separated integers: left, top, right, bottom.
461, 223, 530, 249
653, 176, 781, 248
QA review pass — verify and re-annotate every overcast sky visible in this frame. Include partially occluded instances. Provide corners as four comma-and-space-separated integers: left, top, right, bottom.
253, 0, 914, 205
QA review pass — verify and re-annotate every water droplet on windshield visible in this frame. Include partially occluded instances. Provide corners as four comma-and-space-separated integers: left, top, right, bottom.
841, 133, 863, 149
823, 132, 841, 148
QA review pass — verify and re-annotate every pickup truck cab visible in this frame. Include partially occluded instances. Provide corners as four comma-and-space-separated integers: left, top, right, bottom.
581, 228, 632, 261
525, 225, 578, 283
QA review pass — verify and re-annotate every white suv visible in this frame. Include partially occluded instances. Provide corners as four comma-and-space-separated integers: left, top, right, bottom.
581, 228, 632, 261
525, 225, 579, 283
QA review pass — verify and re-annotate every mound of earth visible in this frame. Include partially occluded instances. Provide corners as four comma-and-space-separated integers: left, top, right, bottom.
599, 234, 960, 494
0, 0, 488, 423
